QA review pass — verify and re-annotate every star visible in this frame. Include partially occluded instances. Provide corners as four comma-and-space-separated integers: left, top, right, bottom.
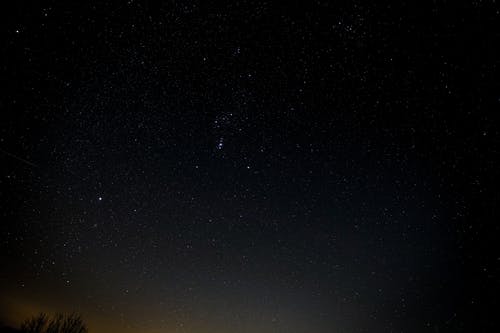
217, 137, 224, 150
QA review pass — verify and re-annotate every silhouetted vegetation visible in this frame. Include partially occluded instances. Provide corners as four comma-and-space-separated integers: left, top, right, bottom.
19, 313, 87, 333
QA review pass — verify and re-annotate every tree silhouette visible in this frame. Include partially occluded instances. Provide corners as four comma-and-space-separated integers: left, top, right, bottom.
20, 313, 87, 333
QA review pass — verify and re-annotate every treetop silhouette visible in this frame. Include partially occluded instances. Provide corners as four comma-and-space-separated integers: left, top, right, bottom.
20, 313, 87, 333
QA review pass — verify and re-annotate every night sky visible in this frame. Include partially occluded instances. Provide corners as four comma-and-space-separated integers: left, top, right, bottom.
1, 1, 499, 332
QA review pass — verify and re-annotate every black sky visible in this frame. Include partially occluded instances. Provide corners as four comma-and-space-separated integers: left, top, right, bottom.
1, 1, 499, 332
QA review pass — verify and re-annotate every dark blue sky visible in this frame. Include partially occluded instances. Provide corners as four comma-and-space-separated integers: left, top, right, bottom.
1, 1, 498, 332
